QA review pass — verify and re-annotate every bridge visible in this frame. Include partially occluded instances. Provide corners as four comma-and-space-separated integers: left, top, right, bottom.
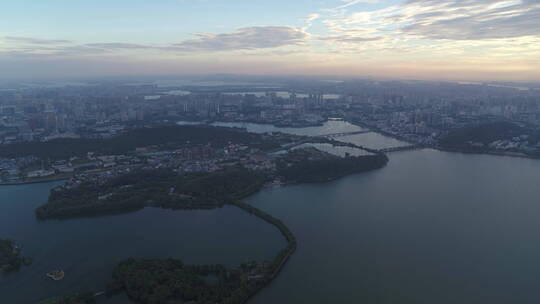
271, 139, 314, 152
377, 145, 422, 153
317, 130, 371, 138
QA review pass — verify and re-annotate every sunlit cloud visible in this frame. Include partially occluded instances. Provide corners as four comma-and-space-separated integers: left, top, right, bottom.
173, 26, 308, 52
3, 36, 72, 45
0, 0, 539, 81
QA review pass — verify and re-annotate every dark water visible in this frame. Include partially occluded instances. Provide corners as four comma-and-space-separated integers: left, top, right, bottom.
248, 149, 540, 304
4, 121, 540, 303
208, 121, 540, 303
0, 183, 284, 303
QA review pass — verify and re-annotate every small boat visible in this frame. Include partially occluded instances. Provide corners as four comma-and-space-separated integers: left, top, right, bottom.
46, 270, 65, 281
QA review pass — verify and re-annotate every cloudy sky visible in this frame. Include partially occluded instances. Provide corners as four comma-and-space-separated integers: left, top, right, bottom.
1, 0, 539, 81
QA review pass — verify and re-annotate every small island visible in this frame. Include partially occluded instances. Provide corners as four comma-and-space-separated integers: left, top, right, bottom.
0, 239, 31, 274
36, 167, 268, 220
47, 270, 65, 281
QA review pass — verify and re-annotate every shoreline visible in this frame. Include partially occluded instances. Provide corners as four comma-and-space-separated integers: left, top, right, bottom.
345, 119, 540, 160
230, 201, 296, 304
0, 175, 71, 186
33, 166, 300, 304
431, 146, 540, 160
33, 153, 389, 302
179, 118, 325, 129
35, 198, 298, 304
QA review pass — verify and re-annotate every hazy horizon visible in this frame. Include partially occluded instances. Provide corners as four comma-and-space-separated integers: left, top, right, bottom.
1, 0, 539, 82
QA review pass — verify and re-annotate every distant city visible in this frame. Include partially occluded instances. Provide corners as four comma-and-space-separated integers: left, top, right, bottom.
1, 77, 540, 183
2, 76, 540, 303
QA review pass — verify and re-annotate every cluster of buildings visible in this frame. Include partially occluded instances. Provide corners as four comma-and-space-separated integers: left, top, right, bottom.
2, 81, 538, 146
1, 79, 540, 183
0, 83, 345, 145
50, 139, 282, 189
487, 136, 540, 153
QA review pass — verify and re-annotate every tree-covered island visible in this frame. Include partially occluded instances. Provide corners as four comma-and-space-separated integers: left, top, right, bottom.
36, 167, 267, 219
0, 239, 31, 274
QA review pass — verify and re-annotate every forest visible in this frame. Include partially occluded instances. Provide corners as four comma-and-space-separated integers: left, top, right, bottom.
0, 125, 279, 159
276, 151, 388, 183
107, 258, 264, 304
440, 121, 539, 152
36, 167, 268, 219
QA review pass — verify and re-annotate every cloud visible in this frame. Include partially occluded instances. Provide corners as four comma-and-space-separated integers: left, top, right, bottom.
3, 45, 108, 58
306, 13, 320, 23
173, 26, 308, 51
319, 35, 382, 43
1, 26, 309, 58
84, 43, 154, 50
4, 36, 72, 45
401, 0, 540, 40
324, 0, 540, 40
338, 0, 382, 9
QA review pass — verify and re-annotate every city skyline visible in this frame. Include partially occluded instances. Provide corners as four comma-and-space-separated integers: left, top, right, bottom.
1, 0, 539, 82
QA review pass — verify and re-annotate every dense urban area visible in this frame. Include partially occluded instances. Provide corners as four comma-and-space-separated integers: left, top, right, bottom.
1, 77, 540, 184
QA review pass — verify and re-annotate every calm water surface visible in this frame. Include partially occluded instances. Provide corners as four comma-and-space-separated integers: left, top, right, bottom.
203, 120, 407, 150
209, 120, 364, 137
248, 149, 540, 304
0, 183, 284, 303
4, 121, 540, 304
207, 121, 540, 303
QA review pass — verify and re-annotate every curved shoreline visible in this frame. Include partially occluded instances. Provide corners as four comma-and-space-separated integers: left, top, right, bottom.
230, 201, 296, 304
36, 181, 299, 304
345, 119, 540, 160
0, 176, 70, 186
36, 200, 297, 304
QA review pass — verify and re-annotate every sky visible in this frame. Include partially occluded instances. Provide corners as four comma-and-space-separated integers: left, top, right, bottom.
0, 0, 539, 82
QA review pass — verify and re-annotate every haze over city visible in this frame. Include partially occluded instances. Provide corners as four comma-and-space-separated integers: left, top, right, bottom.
1, 0, 539, 81
3, 1, 540, 304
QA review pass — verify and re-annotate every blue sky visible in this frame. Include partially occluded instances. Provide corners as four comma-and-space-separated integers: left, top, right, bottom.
2, 0, 343, 41
1, 0, 539, 81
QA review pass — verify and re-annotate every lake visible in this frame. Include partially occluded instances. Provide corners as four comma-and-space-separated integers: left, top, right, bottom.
209, 120, 365, 138
248, 149, 540, 304
0, 183, 285, 303
3, 120, 540, 303
208, 121, 540, 303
